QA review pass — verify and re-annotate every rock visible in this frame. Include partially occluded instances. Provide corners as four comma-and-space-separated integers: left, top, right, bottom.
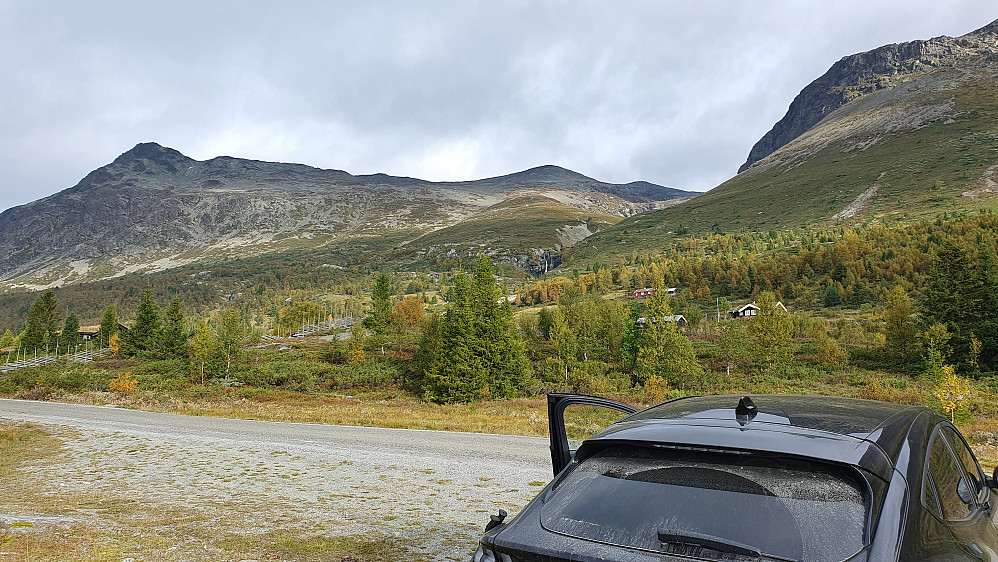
739, 18, 998, 173
0, 144, 694, 285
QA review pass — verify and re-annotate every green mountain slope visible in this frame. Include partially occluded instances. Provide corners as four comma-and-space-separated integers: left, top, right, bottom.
401, 195, 621, 256
571, 21, 998, 263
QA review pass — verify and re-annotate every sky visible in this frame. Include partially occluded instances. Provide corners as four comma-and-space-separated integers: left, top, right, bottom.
1, 1, 995, 213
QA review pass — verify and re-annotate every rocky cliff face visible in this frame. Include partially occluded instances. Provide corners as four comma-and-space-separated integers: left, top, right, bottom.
0, 143, 694, 286
739, 18, 998, 173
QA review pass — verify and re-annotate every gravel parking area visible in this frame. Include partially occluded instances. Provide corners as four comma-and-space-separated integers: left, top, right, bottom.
0, 399, 551, 561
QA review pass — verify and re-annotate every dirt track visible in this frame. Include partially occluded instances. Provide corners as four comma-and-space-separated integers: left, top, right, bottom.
0, 398, 551, 561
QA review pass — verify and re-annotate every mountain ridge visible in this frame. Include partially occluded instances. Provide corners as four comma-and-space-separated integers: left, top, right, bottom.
739, 17, 998, 173
0, 143, 694, 287
569, 16, 998, 263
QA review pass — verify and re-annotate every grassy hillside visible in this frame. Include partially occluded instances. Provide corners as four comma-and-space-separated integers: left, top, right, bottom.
402, 195, 621, 253
571, 69, 998, 263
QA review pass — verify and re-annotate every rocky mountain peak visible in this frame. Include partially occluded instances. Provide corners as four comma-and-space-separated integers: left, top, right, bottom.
970, 17, 998, 37
0, 144, 695, 286
108, 142, 194, 175
494, 165, 593, 184
738, 18, 998, 173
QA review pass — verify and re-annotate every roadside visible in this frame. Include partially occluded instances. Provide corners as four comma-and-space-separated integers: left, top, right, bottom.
0, 400, 551, 562
28, 389, 556, 437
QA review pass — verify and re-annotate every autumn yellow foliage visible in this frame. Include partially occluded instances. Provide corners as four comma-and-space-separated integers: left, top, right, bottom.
108, 333, 122, 357
933, 365, 971, 422
347, 349, 366, 364
643, 376, 671, 403
109, 372, 138, 395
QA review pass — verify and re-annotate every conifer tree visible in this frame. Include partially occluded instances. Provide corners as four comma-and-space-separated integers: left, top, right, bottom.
924, 243, 998, 372
98, 305, 118, 345
470, 255, 528, 399
620, 304, 645, 378
22, 289, 59, 353
126, 287, 162, 354
364, 273, 394, 336
423, 273, 481, 403
61, 313, 81, 351
161, 297, 187, 358
0, 329, 15, 350
883, 285, 918, 368
407, 313, 442, 393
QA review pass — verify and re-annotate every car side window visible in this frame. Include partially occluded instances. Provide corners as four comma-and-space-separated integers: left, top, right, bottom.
925, 429, 976, 521
942, 426, 987, 504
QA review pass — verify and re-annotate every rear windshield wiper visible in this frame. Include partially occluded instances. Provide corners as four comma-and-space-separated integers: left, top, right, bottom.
658, 530, 800, 562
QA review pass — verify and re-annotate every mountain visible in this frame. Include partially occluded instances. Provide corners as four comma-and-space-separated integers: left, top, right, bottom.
0, 143, 694, 288
571, 18, 998, 261
740, 19, 998, 172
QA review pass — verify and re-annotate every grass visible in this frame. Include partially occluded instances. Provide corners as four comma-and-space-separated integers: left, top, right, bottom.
57, 389, 557, 436
217, 529, 409, 561
404, 196, 621, 254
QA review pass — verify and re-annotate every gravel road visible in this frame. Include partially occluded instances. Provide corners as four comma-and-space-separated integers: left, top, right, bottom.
0, 398, 552, 561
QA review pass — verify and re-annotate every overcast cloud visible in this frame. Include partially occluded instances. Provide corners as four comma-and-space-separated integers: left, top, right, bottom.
1, 1, 995, 212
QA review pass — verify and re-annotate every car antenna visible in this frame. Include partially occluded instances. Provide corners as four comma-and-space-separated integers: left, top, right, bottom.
736, 396, 757, 426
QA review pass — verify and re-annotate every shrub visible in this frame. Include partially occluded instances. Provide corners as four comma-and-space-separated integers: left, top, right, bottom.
109, 372, 138, 395
347, 349, 366, 364
816, 335, 847, 366
325, 360, 399, 390
858, 379, 924, 405
321, 346, 350, 365
643, 376, 670, 402
237, 361, 330, 392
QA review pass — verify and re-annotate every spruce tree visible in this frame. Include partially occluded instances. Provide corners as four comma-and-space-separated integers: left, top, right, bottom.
470, 255, 528, 399
883, 285, 918, 368
973, 248, 998, 370
161, 297, 187, 358
0, 329, 15, 350
924, 243, 998, 372
620, 304, 645, 379
61, 313, 81, 351
364, 273, 394, 336
423, 274, 482, 403
22, 290, 59, 353
925, 243, 970, 324
98, 305, 118, 345
408, 312, 442, 393
126, 287, 162, 354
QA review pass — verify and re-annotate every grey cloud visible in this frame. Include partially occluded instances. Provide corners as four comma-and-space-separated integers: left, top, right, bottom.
1, 0, 995, 212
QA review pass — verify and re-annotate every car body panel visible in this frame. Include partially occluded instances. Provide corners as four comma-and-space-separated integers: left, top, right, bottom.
586, 418, 896, 482
547, 393, 637, 476
475, 394, 998, 562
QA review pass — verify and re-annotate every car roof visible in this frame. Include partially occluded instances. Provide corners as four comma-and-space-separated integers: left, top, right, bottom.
586, 395, 937, 479
635, 394, 923, 438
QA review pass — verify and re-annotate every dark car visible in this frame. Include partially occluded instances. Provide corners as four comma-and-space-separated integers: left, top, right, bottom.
472, 394, 998, 562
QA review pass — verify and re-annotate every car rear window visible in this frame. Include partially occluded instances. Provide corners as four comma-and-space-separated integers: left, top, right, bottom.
540, 445, 869, 562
